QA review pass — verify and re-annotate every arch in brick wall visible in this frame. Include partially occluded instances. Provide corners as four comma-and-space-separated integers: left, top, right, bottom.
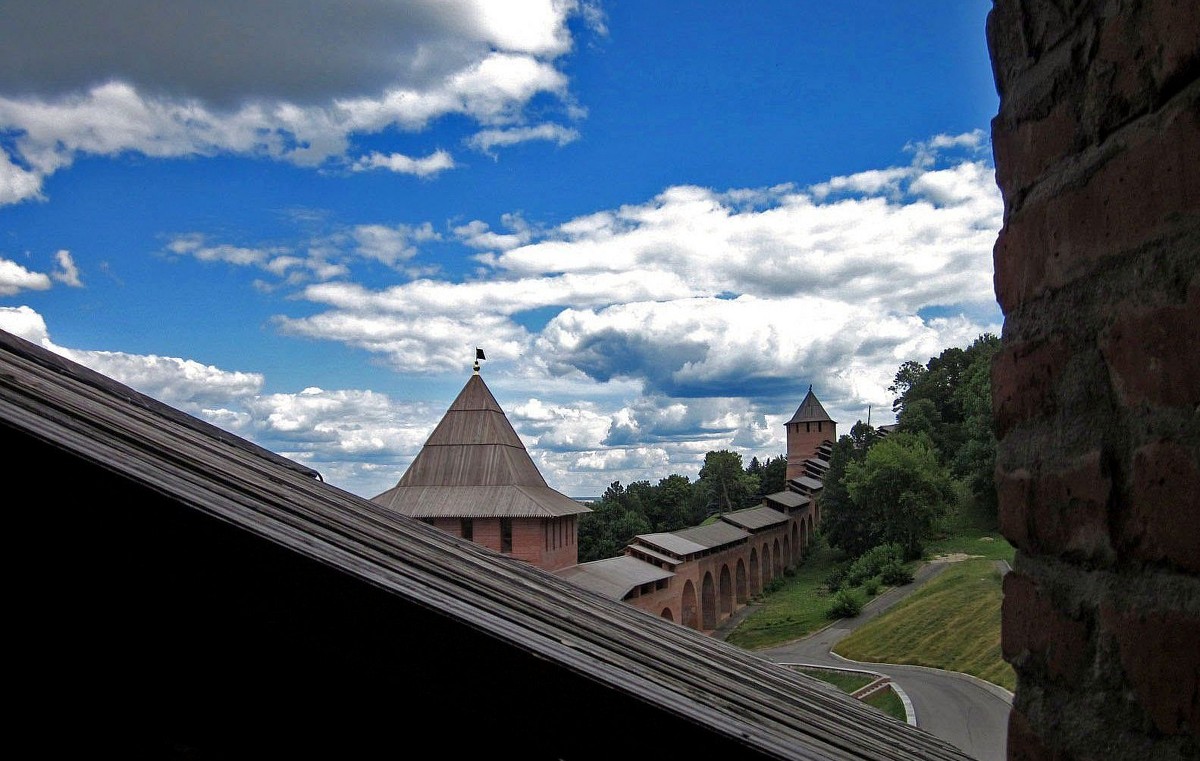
735, 558, 748, 604
749, 547, 761, 596
681, 579, 698, 629
701, 571, 717, 630
719, 564, 734, 617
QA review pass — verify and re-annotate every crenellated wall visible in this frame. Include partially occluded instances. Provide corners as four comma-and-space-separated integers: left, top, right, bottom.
987, 1, 1198, 758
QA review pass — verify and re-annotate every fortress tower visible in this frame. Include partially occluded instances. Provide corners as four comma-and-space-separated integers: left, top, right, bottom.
784, 386, 836, 483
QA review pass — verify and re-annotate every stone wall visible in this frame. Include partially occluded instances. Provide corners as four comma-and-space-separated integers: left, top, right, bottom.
987, 1, 1198, 759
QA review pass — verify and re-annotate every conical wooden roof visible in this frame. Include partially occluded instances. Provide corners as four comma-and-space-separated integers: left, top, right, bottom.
372, 371, 590, 518
787, 386, 835, 424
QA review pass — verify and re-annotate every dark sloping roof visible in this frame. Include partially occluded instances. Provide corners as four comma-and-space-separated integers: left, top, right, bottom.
791, 476, 825, 494
636, 522, 750, 557
721, 504, 792, 531
763, 490, 811, 510
788, 386, 836, 424
372, 371, 589, 518
557, 556, 674, 600
0, 329, 972, 760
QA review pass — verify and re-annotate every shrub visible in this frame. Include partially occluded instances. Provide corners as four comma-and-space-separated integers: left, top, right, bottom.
824, 567, 846, 593
880, 560, 914, 586
826, 589, 863, 619
846, 543, 905, 586
862, 577, 881, 596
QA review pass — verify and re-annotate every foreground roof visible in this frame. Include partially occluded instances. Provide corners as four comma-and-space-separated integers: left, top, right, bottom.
0, 329, 970, 760
372, 371, 589, 518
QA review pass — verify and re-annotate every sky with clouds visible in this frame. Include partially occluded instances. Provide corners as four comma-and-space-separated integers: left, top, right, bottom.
0, 0, 1003, 498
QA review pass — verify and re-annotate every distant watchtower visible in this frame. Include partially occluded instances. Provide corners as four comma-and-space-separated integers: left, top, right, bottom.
785, 386, 836, 482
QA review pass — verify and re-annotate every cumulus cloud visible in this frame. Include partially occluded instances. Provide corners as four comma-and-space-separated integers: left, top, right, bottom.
0, 1, 594, 204
0, 258, 53, 296
0, 305, 53, 343
272, 148, 1002, 400
0, 132, 1005, 497
351, 223, 440, 267
0, 151, 43, 205
0, 305, 431, 498
454, 214, 535, 251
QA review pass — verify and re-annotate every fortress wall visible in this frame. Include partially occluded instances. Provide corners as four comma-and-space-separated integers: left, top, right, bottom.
987, 1, 1199, 758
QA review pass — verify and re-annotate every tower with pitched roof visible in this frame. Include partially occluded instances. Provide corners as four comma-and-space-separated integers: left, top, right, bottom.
371, 351, 591, 571
784, 386, 836, 483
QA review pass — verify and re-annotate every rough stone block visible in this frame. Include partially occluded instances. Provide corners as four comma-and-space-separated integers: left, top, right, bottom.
998, 452, 1114, 561
992, 336, 1068, 437
1125, 439, 1200, 572
993, 100, 1199, 311
1099, 604, 1200, 736
1003, 571, 1090, 682
1100, 281, 1200, 409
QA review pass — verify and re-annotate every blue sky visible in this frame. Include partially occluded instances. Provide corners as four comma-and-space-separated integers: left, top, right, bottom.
0, 1, 1003, 498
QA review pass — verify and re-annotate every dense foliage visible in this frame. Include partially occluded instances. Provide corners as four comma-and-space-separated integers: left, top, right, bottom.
823, 333, 1001, 562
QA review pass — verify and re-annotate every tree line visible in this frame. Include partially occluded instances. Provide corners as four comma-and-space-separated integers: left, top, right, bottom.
578, 332, 1001, 565
821, 333, 1000, 561
578, 451, 789, 563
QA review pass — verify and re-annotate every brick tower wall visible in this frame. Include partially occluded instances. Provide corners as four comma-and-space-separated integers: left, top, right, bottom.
785, 420, 834, 482
988, 1, 1199, 759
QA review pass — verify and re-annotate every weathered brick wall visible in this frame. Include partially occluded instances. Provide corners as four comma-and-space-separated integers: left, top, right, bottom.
987, 1, 1199, 759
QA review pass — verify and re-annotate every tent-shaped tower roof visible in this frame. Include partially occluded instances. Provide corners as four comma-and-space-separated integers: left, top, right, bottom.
372, 366, 590, 519
787, 385, 835, 425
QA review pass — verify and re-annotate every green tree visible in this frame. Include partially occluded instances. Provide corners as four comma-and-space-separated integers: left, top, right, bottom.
951, 334, 1002, 518
819, 424, 882, 558
577, 481, 653, 562
698, 449, 759, 514
656, 473, 703, 530
760, 454, 788, 497
843, 432, 956, 559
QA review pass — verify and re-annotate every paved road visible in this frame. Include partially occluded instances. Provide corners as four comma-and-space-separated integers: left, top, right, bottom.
741, 559, 1013, 761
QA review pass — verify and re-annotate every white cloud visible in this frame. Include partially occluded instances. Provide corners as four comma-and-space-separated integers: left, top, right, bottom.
468, 123, 580, 155
0, 305, 433, 498
0, 258, 53, 296
0, 305, 53, 343
905, 129, 990, 168
51, 250, 83, 287
167, 234, 277, 267
352, 223, 440, 267
454, 215, 535, 251
0, 1, 593, 204
0, 150, 43, 205
351, 150, 456, 177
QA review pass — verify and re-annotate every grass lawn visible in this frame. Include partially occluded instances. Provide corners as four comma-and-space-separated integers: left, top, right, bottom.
863, 687, 906, 720
831, 556, 1015, 692
923, 529, 1014, 563
795, 667, 874, 693
723, 538, 878, 650
795, 668, 907, 723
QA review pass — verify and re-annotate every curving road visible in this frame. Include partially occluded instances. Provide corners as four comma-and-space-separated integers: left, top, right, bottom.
744, 559, 1013, 761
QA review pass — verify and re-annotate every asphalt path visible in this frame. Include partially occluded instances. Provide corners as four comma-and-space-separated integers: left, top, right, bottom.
730, 559, 1013, 761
